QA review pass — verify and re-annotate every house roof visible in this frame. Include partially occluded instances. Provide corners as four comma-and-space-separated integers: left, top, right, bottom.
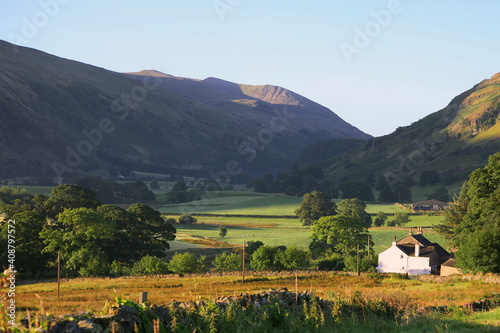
441, 258, 456, 267
412, 199, 449, 206
397, 244, 435, 257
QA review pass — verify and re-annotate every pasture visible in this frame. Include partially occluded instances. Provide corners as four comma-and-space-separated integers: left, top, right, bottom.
12, 272, 500, 328
156, 191, 410, 216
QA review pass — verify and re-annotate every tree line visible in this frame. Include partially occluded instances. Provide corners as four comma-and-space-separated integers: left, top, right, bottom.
0, 184, 176, 277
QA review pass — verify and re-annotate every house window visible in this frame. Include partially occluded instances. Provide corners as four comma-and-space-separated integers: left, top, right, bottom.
400, 255, 403, 259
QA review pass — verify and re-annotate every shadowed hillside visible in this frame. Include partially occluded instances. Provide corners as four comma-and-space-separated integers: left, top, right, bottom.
0, 40, 370, 180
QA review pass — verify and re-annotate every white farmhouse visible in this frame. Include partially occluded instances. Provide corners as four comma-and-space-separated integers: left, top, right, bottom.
377, 227, 450, 275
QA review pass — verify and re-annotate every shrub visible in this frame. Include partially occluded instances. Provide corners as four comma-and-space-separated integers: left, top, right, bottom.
213, 252, 242, 272
281, 246, 310, 270
246, 241, 264, 257
373, 211, 387, 227
168, 252, 207, 274
219, 226, 227, 238
313, 253, 344, 271
178, 214, 197, 224
250, 246, 286, 271
110, 260, 124, 277
132, 255, 169, 276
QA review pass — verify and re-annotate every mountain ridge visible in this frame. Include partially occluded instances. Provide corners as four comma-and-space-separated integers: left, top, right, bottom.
0, 40, 370, 179
316, 72, 500, 185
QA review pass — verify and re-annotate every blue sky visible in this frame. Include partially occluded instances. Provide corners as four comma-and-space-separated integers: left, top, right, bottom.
1, 0, 499, 136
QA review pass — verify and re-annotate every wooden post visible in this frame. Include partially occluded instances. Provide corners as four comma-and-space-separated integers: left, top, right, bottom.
242, 241, 245, 283
139, 292, 148, 304
57, 251, 60, 298
356, 244, 360, 277
368, 236, 370, 260
295, 272, 298, 304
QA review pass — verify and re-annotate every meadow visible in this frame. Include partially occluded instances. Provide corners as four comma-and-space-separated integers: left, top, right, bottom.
9, 272, 500, 331
163, 193, 447, 254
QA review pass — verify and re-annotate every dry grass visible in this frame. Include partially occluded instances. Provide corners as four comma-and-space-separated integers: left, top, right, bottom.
12, 272, 499, 318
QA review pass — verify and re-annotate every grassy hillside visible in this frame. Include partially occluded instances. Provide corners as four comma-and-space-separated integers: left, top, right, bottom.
0, 40, 370, 179
320, 73, 500, 185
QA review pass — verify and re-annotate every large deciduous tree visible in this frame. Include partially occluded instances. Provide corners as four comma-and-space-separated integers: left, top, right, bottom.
336, 198, 372, 227
41, 208, 115, 276
310, 215, 372, 257
295, 191, 336, 226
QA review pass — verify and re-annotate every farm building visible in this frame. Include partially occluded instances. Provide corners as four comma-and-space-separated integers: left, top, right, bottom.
377, 227, 450, 275
412, 199, 450, 211
440, 258, 461, 276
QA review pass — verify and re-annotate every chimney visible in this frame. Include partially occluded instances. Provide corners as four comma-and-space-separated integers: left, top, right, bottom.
415, 243, 420, 257
392, 236, 397, 246
417, 226, 423, 235
408, 228, 413, 236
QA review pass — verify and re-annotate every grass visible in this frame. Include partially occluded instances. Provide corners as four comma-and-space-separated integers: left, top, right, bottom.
155, 193, 302, 215
170, 214, 447, 254
10, 273, 500, 324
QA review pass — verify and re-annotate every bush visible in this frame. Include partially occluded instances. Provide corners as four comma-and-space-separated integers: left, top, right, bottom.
178, 214, 197, 224
281, 246, 310, 270
219, 226, 227, 238
313, 253, 345, 271
132, 255, 169, 276
110, 260, 124, 277
168, 252, 207, 274
213, 252, 243, 272
388, 212, 410, 226
246, 241, 264, 257
250, 246, 286, 271
373, 211, 387, 227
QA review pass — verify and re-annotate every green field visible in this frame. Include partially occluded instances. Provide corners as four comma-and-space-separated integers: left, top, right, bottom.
172, 214, 447, 254
156, 191, 413, 216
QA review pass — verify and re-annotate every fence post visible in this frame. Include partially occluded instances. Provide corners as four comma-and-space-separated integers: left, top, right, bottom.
139, 292, 148, 304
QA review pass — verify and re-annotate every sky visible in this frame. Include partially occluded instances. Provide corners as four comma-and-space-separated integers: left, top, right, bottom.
1, 0, 500, 137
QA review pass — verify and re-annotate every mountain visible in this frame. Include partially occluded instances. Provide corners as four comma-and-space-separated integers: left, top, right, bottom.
319, 73, 500, 185
0, 40, 370, 180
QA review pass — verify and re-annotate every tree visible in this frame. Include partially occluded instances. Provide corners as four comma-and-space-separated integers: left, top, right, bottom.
173, 181, 188, 192
378, 184, 412, 203
419, 170, 440, 186
340, 181, 374, 201
281, 246, 309, 270
373, 211, 387, 227
294, 191, 336, 226
127, 204, 176, 255
0, 211, 48, 274
98, 204, 172, 263
250, 245, 286, 271
43, 184, 100, 218
219, 226, 227, 238
41, 208, 115, 276
131, 255, 169, 276
427, 187, 450, 202
150, 180, 160, 190
168, 252, 207, 274
245, 241, 264, 257
434, 183, 469, 247
311, 215, 372, 257
336, 198, 372, 227
387, 212, 411, 227
449, 153, 500, 273
253, 179, 267, 193
213, 252, 242, 272
178, 214, 197, 225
